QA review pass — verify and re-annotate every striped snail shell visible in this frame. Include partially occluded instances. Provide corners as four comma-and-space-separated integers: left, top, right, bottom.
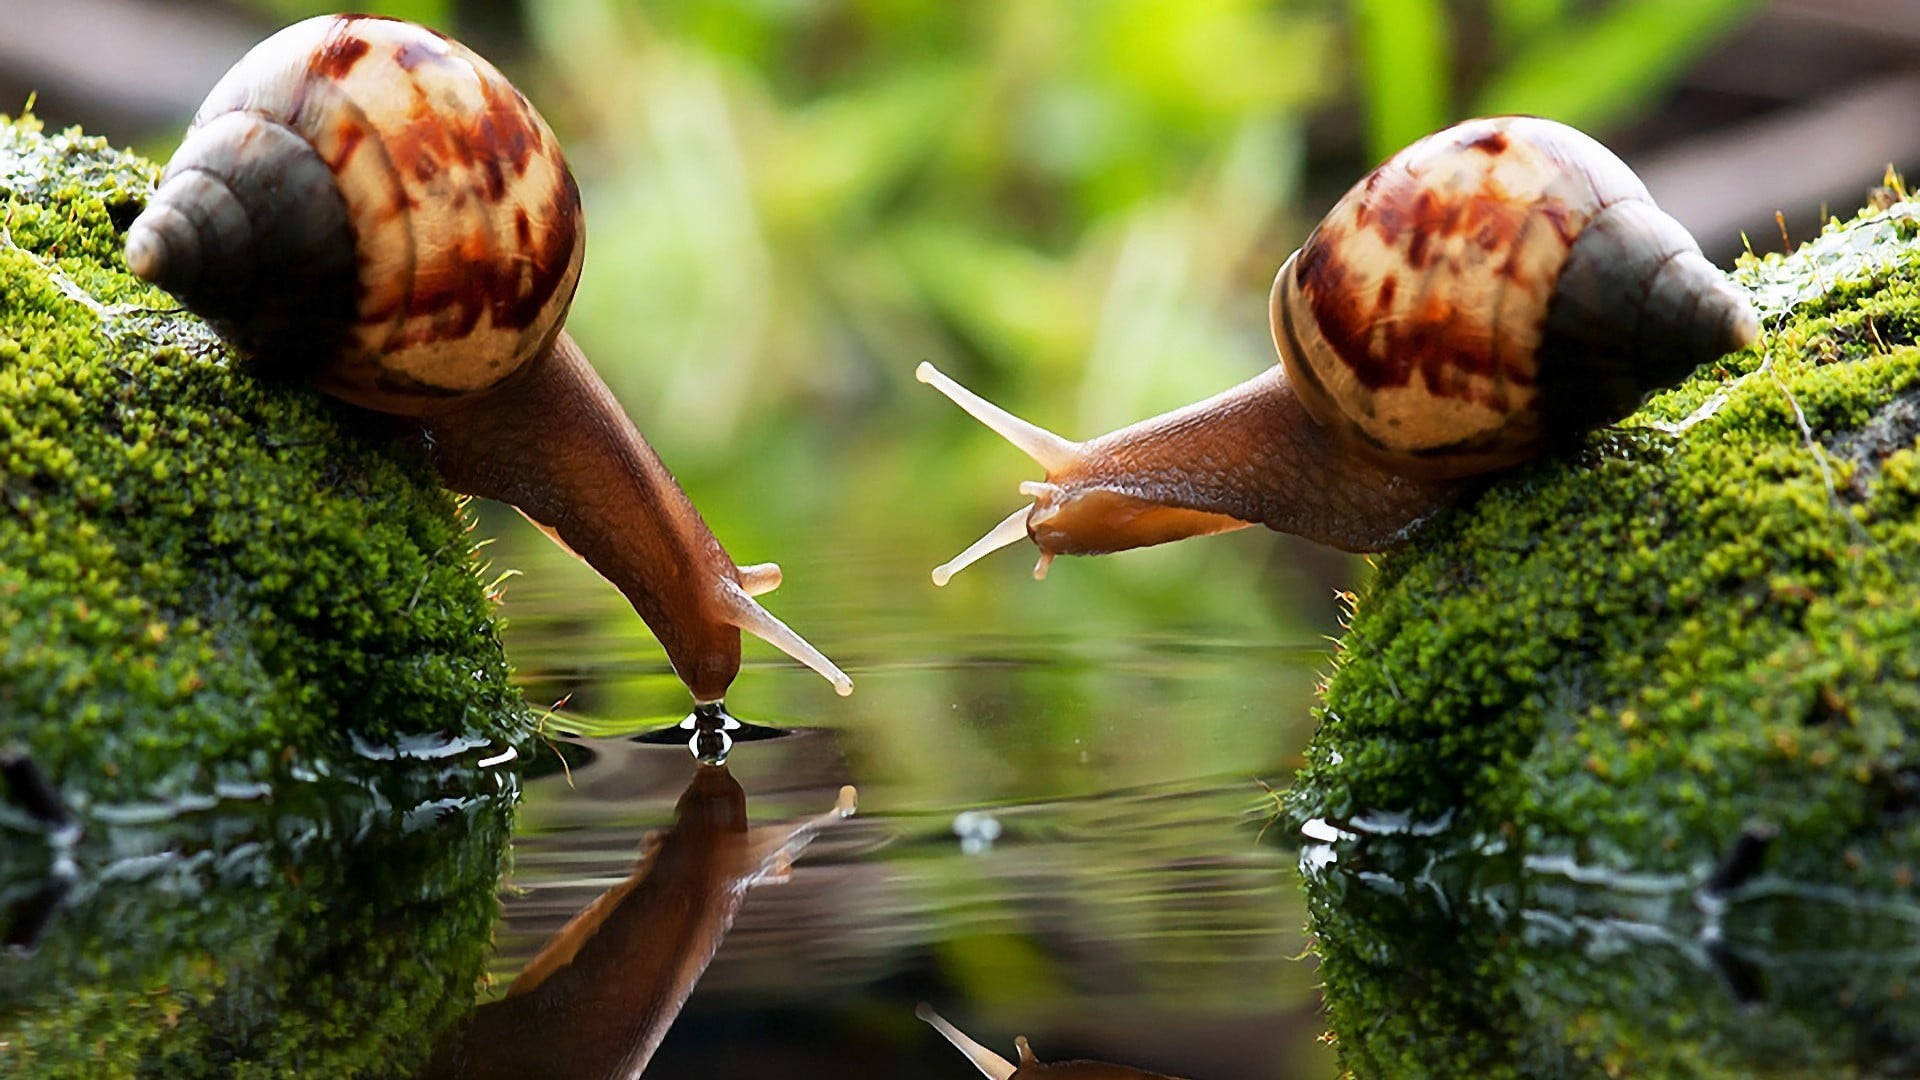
125, 15, 851, 706
1274, 115, 1759, 479
915, 115, 1762, 578
125, 13, 582, 415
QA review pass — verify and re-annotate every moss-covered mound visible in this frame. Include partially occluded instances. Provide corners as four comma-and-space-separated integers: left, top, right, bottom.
0, 114, 533, 1079
0, 116, 532, 805
1286, 204, 1920, 1076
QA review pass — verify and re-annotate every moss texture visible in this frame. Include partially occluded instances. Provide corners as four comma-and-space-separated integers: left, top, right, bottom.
1287, 204, 1920, 1076
0, 116, 532, 806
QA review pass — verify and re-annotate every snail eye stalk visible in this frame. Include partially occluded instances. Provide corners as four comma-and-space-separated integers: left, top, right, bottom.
931, 504, 1034, 586
916, 362, 1080, 472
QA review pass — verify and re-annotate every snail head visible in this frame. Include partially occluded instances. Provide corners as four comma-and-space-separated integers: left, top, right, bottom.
916, 362, 1251, 584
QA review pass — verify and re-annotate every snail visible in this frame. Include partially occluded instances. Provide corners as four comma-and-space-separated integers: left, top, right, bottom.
424, 762, 857, 1078
918, 1004, 1188, 1079
122, 14, 850, 706
917, 116, 1761, 583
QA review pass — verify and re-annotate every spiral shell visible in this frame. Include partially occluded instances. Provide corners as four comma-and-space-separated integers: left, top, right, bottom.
1271, 116, 1760, 479
125, 14, 584, 415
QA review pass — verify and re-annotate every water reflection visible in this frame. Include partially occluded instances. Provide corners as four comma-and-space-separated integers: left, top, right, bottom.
490, 719, 1317, 1079
6, 603, 1326, 1078
424, 752, 855, 1079
919, 1003, 1191, 1078
0, 748, 518, 1077
1299, 816, 1920, 1076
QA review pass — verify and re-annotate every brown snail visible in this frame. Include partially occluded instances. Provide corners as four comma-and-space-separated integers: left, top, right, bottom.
123, 15, 850, 705
918, 1004, 1189, 1078
918, 116, 1761, 583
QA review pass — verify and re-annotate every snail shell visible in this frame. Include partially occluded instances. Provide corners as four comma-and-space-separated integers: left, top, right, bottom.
1274, 116, 1759, 479
124, 14, 583, 415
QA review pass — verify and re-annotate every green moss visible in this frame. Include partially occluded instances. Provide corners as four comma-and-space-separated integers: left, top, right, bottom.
1287, 205, 1920, 1076
0, 116, 533, 805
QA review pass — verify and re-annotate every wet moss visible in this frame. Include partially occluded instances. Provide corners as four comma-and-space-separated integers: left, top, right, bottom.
1288, 204, 1920, 1076
0, 116, 532, 806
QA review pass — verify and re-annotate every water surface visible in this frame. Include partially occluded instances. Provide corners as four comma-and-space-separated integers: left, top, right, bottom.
486, 528, 1335, 1080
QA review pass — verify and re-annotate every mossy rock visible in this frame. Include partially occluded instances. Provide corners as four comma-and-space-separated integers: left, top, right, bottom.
0, 115, 533, 806
0, 117, 536, 1077
1287, 204, 1920, 1076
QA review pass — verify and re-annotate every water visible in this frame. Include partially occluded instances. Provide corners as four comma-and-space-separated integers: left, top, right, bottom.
479, 532, 1334, 1080
11, 507, 1920, 1077
0, 465, 1343, 1079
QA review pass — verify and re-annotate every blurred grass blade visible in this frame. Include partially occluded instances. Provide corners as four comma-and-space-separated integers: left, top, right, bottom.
1475, 0, 1757, 133
1491, 0, 1567, 49
258, 0, 452, 25
1352, 0, 1452, 164
763, 67, 968, 229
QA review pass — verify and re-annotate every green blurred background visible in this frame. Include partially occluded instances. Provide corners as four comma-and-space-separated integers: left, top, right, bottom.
12, 2, 1918, 1075
10, 0, 1911, 714
57, 0, 1865, 689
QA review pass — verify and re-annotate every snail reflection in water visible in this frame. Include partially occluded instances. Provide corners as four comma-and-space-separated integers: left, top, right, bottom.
123, 15, 851, 708
918, 116, 1761, 582
919, 1004, 1190, 1079
423, 761, 856, 1079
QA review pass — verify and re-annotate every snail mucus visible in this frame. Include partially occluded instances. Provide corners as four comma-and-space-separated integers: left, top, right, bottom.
123, 15, 851, 708
918, 116, 1762, 583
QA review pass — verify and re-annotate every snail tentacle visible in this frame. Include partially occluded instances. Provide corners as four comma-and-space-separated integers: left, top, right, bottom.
915, 1004, 1019, 1080
713, 578, 853, 697
917, 361, 1081, 472
932, 503, 1035, 586
735, 562, 782, 597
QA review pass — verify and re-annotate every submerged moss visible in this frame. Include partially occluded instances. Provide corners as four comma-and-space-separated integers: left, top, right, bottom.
0, 116, 532, 805
1298, 818, 1920, 1078
1288, 204, 1920, 1076
1, 769, 517, 1079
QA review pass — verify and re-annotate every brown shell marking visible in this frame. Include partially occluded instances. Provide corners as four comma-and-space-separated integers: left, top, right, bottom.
1279, 116, 1648, 469
311, 35, 370, 80
189, 14, 585, 412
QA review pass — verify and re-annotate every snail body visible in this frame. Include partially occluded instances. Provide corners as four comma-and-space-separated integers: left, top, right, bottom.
918, 116, 1761, 581
126, 15, 849, 704
918, 1004, 1188, 1079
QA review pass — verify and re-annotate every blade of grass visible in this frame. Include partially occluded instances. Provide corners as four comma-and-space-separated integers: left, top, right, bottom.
1491, 0, 1566, 49
1352, 0, 1452, 164
1475, 0, 1758, 132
